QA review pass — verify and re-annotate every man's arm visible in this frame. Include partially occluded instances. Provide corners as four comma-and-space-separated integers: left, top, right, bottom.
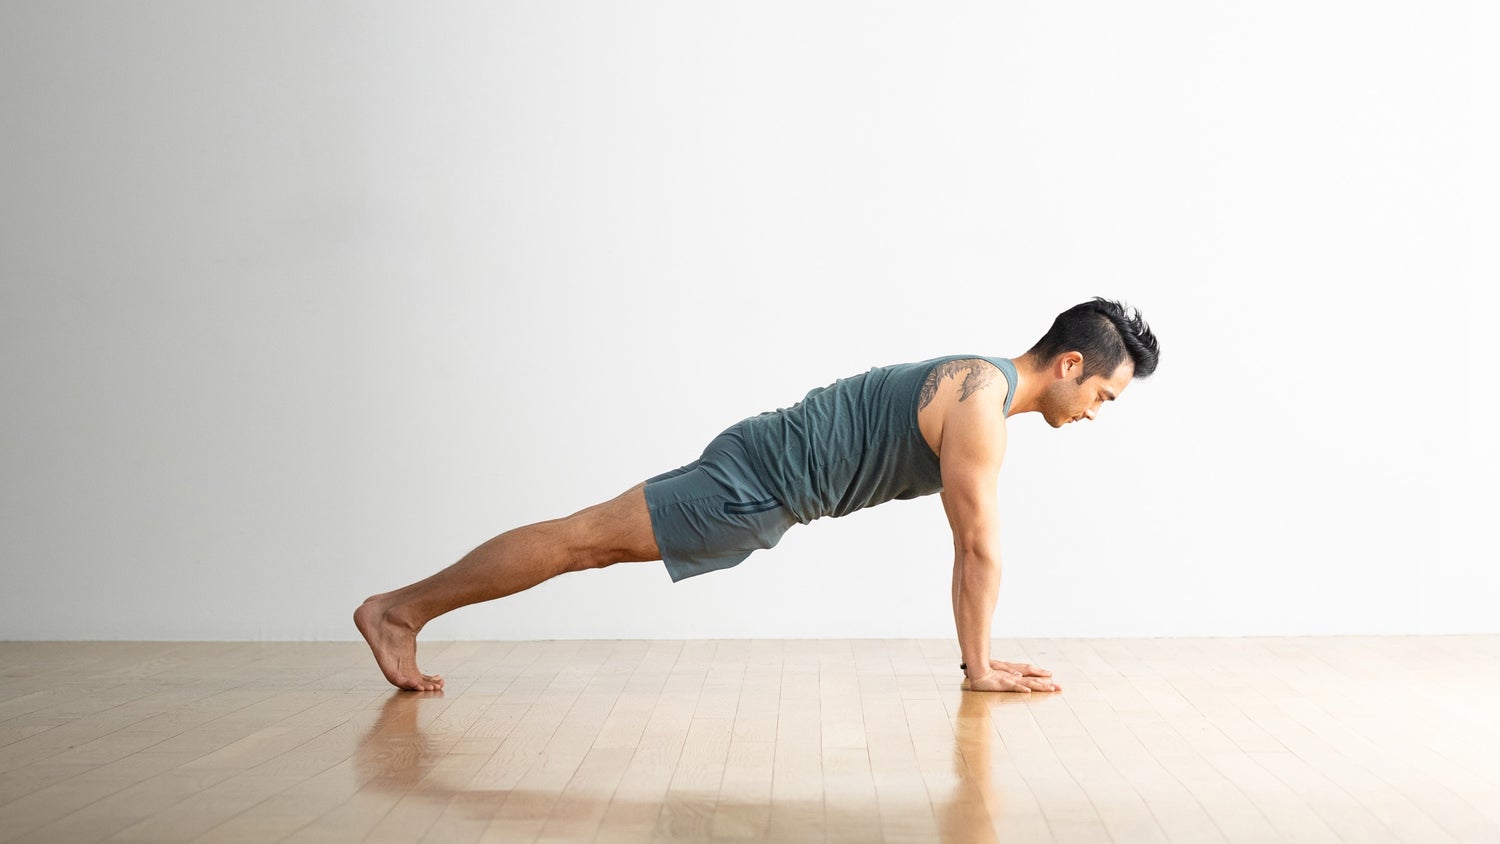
937, 387, 1007, 686
936, 377, 1057, 693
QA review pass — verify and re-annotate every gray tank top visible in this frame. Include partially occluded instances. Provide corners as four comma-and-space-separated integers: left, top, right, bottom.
735, 355, 1018, 525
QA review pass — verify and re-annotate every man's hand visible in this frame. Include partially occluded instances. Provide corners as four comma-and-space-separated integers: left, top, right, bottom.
961, 660, 1061, 693
989, 659, 1052, 680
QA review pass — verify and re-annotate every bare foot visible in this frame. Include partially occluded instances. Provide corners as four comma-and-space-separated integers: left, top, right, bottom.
354, 595, 444, 691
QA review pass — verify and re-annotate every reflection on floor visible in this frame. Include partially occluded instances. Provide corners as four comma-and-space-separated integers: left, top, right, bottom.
0, 636, 1497, 842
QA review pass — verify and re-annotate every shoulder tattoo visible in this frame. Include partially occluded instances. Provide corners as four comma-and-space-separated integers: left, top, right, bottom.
917, 359, 999, 411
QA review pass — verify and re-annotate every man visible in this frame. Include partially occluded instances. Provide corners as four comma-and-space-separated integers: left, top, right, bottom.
356, 297, 1160, 693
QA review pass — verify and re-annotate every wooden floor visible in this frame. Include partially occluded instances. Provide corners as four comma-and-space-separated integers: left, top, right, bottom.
0, 637, 1497, 843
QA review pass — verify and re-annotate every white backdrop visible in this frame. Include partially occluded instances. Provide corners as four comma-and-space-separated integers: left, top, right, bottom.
2, 1, 1495, 641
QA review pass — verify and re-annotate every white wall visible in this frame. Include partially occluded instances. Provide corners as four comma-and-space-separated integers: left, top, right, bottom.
2, 1, 1494, 641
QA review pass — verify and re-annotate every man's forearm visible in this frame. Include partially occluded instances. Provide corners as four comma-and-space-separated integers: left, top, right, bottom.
953, 550, 1001, 678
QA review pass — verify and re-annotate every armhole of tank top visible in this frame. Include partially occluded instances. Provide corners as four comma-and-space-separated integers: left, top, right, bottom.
986, 356, 1017, 416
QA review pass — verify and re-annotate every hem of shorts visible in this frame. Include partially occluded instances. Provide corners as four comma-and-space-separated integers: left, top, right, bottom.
662, 551, 752, 583
643, 484, 668, 565
663, 557, 695, 583
645, 479, 740, 583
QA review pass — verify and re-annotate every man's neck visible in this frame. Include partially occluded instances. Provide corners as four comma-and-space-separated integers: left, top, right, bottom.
1003, 354, 1044, 417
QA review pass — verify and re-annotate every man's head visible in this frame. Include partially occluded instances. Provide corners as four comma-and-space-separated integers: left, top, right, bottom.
1023, 297, 1159, 428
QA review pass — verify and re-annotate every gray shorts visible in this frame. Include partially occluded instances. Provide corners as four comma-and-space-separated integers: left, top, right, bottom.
643, 425, 798, 582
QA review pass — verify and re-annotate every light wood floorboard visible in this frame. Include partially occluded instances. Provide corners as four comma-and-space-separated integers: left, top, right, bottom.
0, 637, 1496, 842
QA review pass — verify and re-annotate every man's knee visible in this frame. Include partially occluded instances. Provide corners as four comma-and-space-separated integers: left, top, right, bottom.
562, 484, 660, 571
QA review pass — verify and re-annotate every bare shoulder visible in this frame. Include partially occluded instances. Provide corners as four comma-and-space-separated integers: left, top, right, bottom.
916, 358, 1009, 459
917, 358, 1006, 411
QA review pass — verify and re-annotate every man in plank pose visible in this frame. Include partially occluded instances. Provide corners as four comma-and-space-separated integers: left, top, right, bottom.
356, 297, 1160, 693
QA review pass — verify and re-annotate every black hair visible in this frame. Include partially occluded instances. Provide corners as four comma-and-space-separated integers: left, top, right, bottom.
1026, 297, 1160, 381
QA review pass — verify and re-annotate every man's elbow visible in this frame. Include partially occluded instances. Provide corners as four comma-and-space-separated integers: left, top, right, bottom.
951, 524, 999, 557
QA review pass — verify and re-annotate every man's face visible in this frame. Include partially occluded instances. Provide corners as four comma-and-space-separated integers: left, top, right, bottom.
1041, 356, 1134, 428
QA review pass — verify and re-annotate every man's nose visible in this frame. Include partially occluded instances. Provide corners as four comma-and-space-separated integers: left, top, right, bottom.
1084, 407, 1098, 421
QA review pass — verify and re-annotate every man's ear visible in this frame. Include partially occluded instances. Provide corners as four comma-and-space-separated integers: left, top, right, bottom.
1058, 351, 1084, 379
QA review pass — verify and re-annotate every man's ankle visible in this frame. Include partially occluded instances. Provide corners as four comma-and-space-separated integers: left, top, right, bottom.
383, 602, 425, 634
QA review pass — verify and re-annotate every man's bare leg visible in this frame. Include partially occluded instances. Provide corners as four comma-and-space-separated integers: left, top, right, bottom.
354, 482, 661, 691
